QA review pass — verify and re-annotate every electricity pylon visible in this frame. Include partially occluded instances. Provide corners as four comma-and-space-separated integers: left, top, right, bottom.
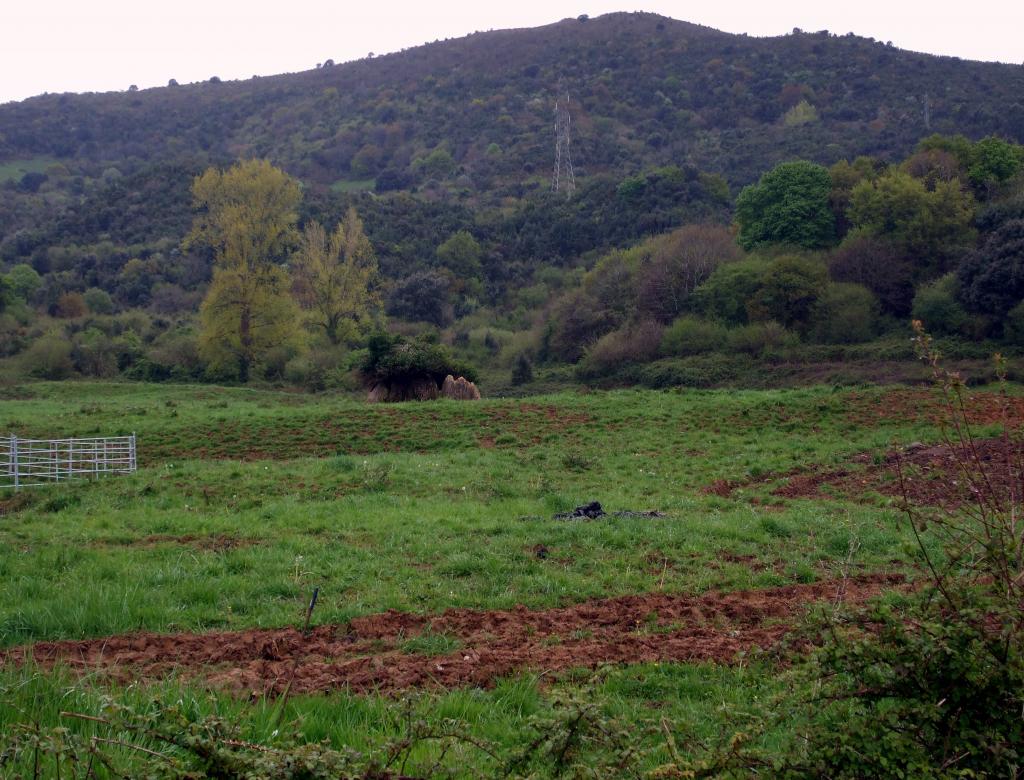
552, 92, 576, 196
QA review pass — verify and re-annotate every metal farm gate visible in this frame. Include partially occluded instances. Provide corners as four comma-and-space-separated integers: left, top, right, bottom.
2, 434, 137, 490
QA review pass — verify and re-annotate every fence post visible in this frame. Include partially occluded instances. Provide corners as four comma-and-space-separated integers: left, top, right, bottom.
11, 435, 18, 492
130, 433, 137, 473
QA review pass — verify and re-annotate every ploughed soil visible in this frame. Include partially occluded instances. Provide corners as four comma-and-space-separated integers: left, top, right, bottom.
140, 403, 592, 463
90, 533, 260, 552
775, 438, 1024, 508
4, 574, 902, 696
841, 388, 1024, 429
710, 437, 1024, 509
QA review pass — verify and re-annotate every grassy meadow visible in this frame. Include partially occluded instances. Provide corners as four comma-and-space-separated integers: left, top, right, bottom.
0, 379, 974, 775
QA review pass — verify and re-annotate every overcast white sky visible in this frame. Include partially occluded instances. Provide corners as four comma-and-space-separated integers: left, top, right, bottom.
2, 1, 1022, 104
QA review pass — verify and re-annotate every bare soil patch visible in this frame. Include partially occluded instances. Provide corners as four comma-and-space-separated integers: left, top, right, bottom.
770, 438, 1020, 508
94, 533, 259, 552
702, 469, 802, 499
5, 575, 902, 696
842, 389, 1024, 429
0, 493, 33, 517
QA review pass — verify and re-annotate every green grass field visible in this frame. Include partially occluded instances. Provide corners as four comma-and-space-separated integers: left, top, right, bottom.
330, 178, 377, 193
0, 380, 979, 775
0, 156, 60, 182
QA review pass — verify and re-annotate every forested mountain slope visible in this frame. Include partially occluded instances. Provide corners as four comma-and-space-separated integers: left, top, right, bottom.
2, 11, 1023, 196
3, 12, 1024, 392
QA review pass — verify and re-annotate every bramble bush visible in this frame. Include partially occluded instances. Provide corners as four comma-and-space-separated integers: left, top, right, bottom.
360, 331, 477, 387
660, 316, 729, 357
576, 321, 664, 379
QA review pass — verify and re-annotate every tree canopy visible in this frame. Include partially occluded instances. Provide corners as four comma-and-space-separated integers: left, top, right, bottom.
747, 254, 829, 331
293, 208, 379, 345
848, 171, 975, 277
192, 160, 303, 381
957, 218, 1024, 319
734, 161, 835, 250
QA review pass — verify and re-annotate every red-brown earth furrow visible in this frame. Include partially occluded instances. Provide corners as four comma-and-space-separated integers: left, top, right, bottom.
5, 574, 903, 696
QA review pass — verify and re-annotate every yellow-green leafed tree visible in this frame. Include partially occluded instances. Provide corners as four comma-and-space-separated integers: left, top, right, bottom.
293, 207, 380, 345
190, 160, 303, 381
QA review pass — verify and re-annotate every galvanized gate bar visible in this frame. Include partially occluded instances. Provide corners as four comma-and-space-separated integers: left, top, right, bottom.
1, 434, 137, 491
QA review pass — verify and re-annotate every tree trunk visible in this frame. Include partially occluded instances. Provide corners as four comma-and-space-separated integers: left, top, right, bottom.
239, 305, 253, 382
325, 316, 340, 345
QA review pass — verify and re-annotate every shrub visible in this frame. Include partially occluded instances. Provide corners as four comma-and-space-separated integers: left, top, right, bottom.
583, 248, 640, 324
544, 289, 619, 363
911, 273, 969, 336
635, 354, 744, 388
634, 224, 742, 323
811, 283, 878, 344
386, 271, 452, 326
22, 334, 74, 379
361, 331, 477, 387
284, 345, 350, 391
110, 330, 143, 372
0, 313, 28, 357
83, 287, 114, 315
693, 257, 770, 324
576, 321, 664, 378
828, 230, 914, 315
726, 321, 797, 356
54, 292, 87, 319
261, 345, 299, 381
511, 352, 534, 385
135, 330, 203, 381
436, 230, 483, 278
1004, 300, 1024, 345
72, 328, 118, 377
660, 315, 728, 356
747, 254, 829, 332
149, 283, 200, 315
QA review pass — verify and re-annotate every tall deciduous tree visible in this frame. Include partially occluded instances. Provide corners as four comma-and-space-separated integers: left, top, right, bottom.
635, 224, 742, 323
747, 254, 829, 332
848, 170, 976, 278
828, 230, 914, 316
735, 161, 836, 250
0, 275, 11, 314
293, 208, 380, 345
5, 264, 42, 303
957, 218, 1024, 319
436, 230, 482, 277
189, 159, 302, 381
968, 136, 1023, 192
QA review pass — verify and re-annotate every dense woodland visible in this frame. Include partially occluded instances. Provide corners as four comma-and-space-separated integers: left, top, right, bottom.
1, 12, 1024, 390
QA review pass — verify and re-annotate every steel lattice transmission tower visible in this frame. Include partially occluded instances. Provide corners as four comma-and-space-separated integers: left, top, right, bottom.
551, 92, 576, 196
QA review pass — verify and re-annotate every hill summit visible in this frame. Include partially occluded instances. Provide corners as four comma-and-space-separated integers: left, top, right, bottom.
1, 11, 1022, 197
